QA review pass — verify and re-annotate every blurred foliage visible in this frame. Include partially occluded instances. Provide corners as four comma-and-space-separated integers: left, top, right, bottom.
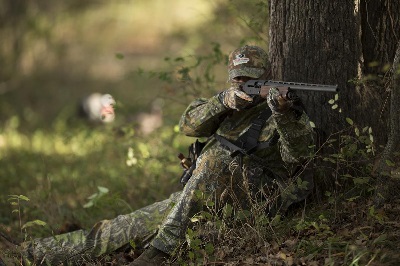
0, 0, 269, 131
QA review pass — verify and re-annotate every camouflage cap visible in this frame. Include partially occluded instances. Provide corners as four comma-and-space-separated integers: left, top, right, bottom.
228, 45, 269, 81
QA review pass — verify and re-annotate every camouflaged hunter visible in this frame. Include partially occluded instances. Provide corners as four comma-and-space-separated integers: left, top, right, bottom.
20, 45, 315, 266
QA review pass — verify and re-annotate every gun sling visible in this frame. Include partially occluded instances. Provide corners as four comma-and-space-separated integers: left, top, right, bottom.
214, 108, 280, 160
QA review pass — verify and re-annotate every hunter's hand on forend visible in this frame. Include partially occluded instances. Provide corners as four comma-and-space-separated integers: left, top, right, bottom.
267, 87, 292, 114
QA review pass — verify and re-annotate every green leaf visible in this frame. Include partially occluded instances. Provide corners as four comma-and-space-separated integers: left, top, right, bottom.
194, 190, 203, 200
190, 217, 200, 223
223, 204, 233, 219
7, 195, 18, 201
206, 200, 215, 207
237, 209, 251, 220
353, 177, 370, 184
328, 99, 335, 104
355, 127, 360, 136
334, 94, 339, 101
385, 160, 395, 167
369, 205, 375, 216
205, 243, 214, 254
129, 239, 137, 250
191, 238, 202, 248
271, 214, 281, 226
87, 193, 98, 200
188, 251, 195, 260
322, 157, 336, 163
186, 228, 195, 240
9, 195, 30, 201
332, 104, 338, 110
22, 219, 47, 230
309, 121, 316, 128
83, 201, 94, 208
19, 195, 30, 201
345, 118, 354, 126
98, 186, 109, 194
346, 196, 360, 202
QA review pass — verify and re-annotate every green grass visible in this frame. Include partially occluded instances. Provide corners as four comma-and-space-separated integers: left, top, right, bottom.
0, 114, 192, 241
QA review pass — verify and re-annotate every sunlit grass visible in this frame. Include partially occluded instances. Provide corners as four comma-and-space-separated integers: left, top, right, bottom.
0, 114, 191, 239
0, 117, 108, 157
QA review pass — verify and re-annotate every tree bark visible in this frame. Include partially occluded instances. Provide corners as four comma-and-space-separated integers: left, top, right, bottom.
268, 0, 400, 147
358, 0, 400, 145
268, 0, 359, 139
268, 0, 400, 200
360, 0, 400, 76
374, 40, 400, 207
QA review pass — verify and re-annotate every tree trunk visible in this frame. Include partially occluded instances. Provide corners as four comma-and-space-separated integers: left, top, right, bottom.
268, 0, 400, 147
268, 0, 360, 140
268, 0, 400, 200
374, 41, 400, 207
360, 0, 400, 76
358, 0, 400, 146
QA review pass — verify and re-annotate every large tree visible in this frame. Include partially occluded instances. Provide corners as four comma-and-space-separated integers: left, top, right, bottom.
268, 0, 400, 146
268, 0, 400, 205
269, 0, 359, 141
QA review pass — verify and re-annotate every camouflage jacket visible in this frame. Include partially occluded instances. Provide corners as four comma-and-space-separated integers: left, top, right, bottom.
179, 92, 315, 210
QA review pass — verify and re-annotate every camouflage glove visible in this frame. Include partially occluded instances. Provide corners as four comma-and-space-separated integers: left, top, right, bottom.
220, 87, 253, 111
267, 87, 292, 114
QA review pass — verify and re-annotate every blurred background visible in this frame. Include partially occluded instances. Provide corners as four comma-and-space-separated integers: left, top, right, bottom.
0, 0, 268, 239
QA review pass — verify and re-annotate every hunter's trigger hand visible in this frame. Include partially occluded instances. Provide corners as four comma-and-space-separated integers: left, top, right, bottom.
267, 87, 292, 114
221, 87, 253, 111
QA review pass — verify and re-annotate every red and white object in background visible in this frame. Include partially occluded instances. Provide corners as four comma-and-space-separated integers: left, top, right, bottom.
80, 93, 116, 123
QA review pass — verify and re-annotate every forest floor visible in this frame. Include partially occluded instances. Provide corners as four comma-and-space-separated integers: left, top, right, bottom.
3, 193, 399, 265
114, 196, 400, 266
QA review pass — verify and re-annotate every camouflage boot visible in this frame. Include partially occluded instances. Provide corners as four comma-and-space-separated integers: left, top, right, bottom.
129, 246, 170, 266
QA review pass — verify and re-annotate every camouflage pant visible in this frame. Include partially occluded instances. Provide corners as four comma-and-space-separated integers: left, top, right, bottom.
22, 192, 181, 265
21, 146, 238, 264
149, 142, 313, 255
22, 145, 313, 265
150, 144, 293, 254
150, 147, 229, 254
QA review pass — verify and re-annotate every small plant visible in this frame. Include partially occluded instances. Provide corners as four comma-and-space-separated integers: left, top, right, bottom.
6, 194, 48, 264
83, 186, 110, 208
319, 94, 378, 198
8, 195, 48, 241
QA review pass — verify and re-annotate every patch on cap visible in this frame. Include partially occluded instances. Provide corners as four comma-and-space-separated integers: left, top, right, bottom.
232, 54, 250, 66
227, 45, 269, 81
